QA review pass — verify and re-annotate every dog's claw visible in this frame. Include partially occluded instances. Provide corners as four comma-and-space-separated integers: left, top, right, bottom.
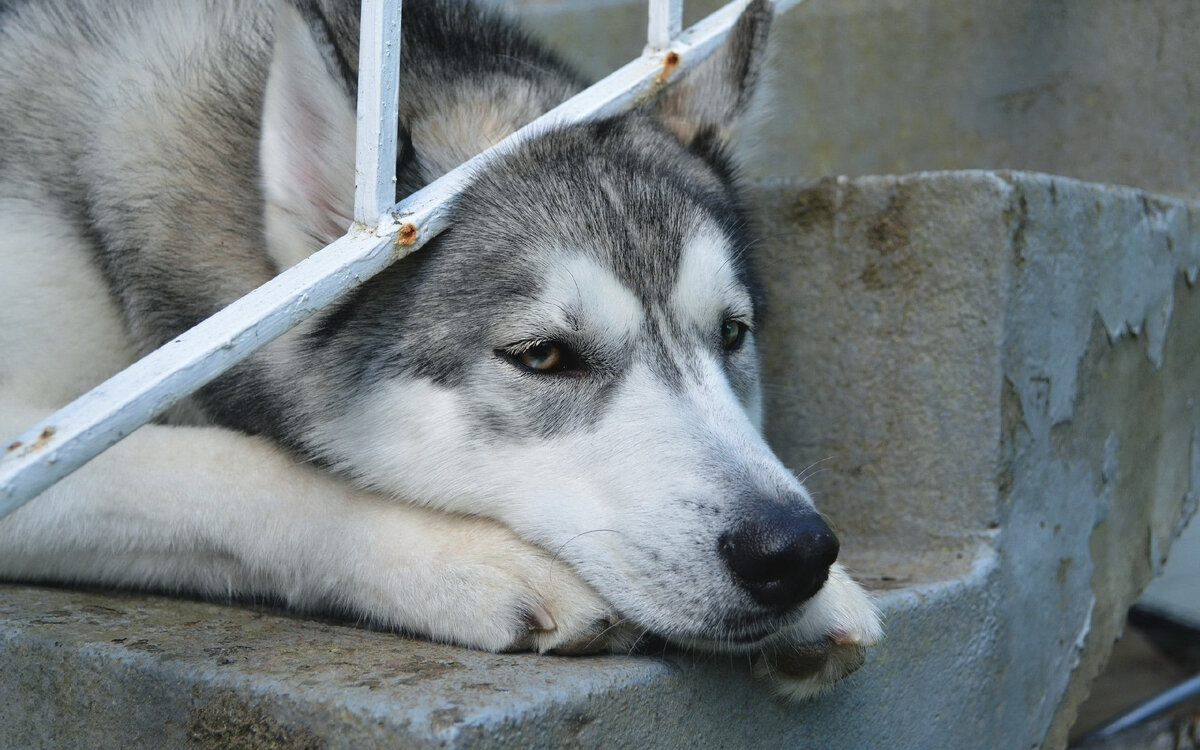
525, 603, 557, 632
830, 630, 861, 647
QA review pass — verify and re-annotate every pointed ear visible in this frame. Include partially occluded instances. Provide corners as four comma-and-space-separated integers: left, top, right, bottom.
655, 0, 773, 150
260, 2, 357, 270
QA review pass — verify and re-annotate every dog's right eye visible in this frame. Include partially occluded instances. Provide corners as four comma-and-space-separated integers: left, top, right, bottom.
499, 341, 582, 375
519, 342, 563, 371
721, 319, 749, 352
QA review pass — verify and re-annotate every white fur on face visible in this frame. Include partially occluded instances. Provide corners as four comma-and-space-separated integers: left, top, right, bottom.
490, 253, 644, 347
670, 224, 754, 331
669, 224, 764, 426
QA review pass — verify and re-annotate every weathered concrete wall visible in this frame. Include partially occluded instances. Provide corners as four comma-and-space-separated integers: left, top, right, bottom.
500, 0, 1200, 200
1000, 178, 1200, 746
3, 172, 1196, 748
758, 172, 1200, 746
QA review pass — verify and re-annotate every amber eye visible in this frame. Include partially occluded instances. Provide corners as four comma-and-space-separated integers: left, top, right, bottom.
721, 319, 748, 352
516, 342, 565, 372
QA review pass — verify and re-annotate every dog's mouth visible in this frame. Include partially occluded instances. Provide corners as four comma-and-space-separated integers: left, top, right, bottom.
666, 628, 776, 654
658, 610, 798, 652
718, 622, 787, 647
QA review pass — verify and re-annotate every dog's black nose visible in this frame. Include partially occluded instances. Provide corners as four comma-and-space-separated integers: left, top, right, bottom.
719, 505, 839, 612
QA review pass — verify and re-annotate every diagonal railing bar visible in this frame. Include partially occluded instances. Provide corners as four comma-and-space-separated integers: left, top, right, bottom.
0, 0, 804, 520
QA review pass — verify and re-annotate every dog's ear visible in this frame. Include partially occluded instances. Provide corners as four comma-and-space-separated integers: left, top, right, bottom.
260, 1, 358, 270
655, 0, 773, 152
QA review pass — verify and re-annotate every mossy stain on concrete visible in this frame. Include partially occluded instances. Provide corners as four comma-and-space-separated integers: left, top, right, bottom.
186, 693, 323, 750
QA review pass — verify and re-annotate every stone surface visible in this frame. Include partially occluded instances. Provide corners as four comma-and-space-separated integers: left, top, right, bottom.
0, 576, 994, 749
500, 0, 1200, 201
2, 172, 1197, 748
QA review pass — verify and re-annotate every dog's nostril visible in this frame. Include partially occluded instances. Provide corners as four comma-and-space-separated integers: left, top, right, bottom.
719, 506, 839, 612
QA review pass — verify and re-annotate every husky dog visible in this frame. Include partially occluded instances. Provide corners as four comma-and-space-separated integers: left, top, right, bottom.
0, 0, 881, 698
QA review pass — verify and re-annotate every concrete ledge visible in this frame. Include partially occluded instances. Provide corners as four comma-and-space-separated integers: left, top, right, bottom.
0, 568, 994, 749
3, 171, 1197, 748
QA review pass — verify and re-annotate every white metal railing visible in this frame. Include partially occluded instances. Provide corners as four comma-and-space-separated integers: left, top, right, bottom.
355, 0, 403, 225
647, 0, 683, 50
0, 0, 802, 519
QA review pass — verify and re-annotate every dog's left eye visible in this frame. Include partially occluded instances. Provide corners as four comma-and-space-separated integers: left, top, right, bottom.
500, 341, 582, 374
721, 319, 748, 352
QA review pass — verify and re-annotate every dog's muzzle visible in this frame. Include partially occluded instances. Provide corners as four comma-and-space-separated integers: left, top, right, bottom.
718, 503, 840, 613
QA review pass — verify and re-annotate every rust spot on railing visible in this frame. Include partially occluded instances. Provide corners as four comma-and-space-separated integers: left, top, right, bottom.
397, 222, 418, 246
654, 50, 681, 85
5, 441, 23, 453
31, 427, 55, 451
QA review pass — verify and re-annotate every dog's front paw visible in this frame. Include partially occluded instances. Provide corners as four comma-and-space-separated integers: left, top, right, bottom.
752, 564, 883, 700
490, 548, 636, 656
339, 507, 634, 655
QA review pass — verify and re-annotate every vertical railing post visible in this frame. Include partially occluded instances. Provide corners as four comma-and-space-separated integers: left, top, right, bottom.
647, 0, 683, 49
354, 0, 403, 226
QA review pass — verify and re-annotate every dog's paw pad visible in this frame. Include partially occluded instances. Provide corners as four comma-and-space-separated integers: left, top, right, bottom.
753, 637, 869, 701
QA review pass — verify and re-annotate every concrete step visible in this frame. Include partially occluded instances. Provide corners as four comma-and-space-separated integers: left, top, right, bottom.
0, 562, 988, 749
2, 171, 1197, 748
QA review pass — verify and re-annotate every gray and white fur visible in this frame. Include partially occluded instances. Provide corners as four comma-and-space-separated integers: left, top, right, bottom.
0, 0, 881, 698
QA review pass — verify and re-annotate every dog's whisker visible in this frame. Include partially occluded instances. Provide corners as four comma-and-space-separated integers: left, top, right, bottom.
795, 455, 835, 482
579, 615, 632, 653
547, 528, 623, 570
628, 625, 656, 656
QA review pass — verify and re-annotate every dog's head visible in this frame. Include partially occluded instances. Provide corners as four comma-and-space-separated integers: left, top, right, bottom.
263, 0, 840, 647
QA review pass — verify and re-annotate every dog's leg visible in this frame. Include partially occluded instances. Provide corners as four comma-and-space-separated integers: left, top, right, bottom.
0, 407, 622, 654
751, 564, 884, 700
